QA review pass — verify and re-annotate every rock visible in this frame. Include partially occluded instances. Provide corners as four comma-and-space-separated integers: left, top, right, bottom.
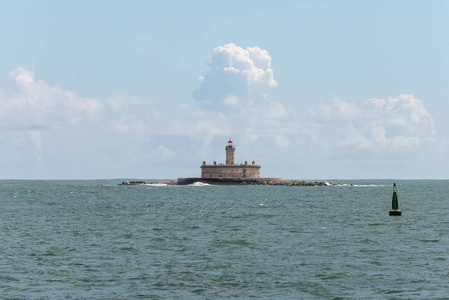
119, 179, 340, 187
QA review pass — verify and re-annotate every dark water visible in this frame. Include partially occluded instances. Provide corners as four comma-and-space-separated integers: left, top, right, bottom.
1, 180, 448, 299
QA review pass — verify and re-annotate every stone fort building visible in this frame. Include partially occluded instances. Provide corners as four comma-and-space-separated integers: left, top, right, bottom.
177, 139, 283, 185
200, 139, 261, 178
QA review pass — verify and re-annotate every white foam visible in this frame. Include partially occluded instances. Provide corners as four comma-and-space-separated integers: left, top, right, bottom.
188, 182, 212, 186
351, 184, 389, 187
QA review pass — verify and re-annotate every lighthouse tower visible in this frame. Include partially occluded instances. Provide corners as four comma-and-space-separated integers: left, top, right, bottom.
225, 139, 235, 165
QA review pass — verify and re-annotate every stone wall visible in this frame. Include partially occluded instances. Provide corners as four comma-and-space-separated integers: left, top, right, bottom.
201, 163, 261, 178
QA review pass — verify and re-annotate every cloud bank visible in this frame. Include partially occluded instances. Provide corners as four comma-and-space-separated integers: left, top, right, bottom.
0, 45, 446, 179
312, 94, 436, 151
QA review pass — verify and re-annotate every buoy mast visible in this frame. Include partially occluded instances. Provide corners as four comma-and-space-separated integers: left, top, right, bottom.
389, 183, 402, 216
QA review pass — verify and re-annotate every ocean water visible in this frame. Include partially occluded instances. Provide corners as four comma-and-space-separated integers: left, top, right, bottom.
1, 179, 448, 299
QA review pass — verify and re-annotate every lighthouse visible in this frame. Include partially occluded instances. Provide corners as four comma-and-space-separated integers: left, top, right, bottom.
225, 139, 235, 165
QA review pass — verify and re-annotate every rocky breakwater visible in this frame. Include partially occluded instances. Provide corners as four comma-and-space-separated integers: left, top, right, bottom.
119, 180, 177, 186
236, 180, 342, 186
119, 179, 346, 186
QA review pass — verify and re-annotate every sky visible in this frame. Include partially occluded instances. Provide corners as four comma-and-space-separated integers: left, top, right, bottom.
0, 0, 448, 180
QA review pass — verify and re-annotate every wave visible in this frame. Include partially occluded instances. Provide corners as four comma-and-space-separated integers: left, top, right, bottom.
188, 182, 213, 186
351, 184, 389, 187
143, 183, 170, 186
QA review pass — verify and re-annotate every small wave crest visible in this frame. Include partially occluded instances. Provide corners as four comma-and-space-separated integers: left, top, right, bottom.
351, 184, 389, 187
144, 183, 169, 186
188, 182, 212, 186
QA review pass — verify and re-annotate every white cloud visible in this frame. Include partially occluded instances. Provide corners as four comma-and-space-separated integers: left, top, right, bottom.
192, 43, 277, 108
222, 95, 240, 107
266, 103, 290, 119
316, 98, 362, 123
0, 66, 103, 130
109, 112, 148, 133
272, 135, 291, 148
366, 98, 385, 110
153, 144, 175, 161
27, 130, 42, 150
364, 94, 436, 139
105, 93, 157, 133
107, 93, 147, 112
297, 94, 437, 155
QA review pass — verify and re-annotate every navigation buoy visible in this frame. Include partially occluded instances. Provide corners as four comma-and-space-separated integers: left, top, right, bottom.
389, 183, 402, 216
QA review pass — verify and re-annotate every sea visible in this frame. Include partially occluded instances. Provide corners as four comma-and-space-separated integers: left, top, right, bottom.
1, 179, 448, 299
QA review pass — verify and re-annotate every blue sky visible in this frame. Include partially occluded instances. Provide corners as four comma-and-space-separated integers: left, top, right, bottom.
1, 0, 448, 179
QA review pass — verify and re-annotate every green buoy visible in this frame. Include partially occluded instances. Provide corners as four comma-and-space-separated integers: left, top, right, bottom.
389, 183, 401, 216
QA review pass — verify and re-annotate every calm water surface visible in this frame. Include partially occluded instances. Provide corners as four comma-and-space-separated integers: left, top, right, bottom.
1, 180, 448, 299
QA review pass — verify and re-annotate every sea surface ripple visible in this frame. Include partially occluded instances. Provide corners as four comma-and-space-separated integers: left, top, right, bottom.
1, 179, 448, 299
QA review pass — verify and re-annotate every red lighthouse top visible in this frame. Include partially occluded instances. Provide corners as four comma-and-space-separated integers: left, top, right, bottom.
227, 139, 234, 149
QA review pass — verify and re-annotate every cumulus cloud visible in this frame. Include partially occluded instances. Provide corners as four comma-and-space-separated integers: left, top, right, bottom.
0, 66, 103, 130
366, 94, 435, 144
310, 94, 436, 151
192, 43, 277, 108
